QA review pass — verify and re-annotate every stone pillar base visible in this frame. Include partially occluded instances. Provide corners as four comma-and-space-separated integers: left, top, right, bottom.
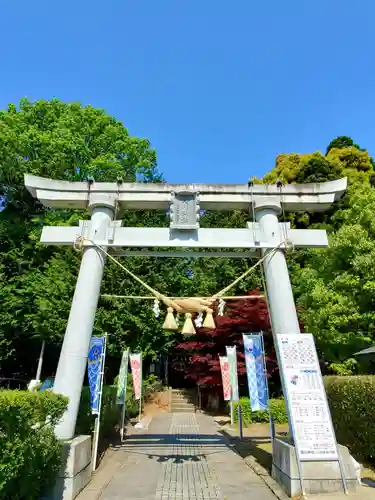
49, 435, 92, 500
271, 438, 358, 497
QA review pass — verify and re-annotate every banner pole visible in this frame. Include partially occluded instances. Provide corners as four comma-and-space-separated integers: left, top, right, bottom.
138, 353, 143, 422
120, 402, 126, 442
238, 404, 243, 440
138, 353, 143, 423
117, 349, 129, 442
91, 333, 107, 472
259, 331, 274, 443
138, 382, 142, 422
35, 340, 46, 381
230, 383, 234, 425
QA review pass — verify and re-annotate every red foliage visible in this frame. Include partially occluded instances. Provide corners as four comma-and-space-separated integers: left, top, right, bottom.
173, 290, 278, 390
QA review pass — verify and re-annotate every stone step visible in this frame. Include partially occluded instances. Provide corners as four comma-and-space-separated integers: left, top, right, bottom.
171, 396, 195, 402
172, 406, 196, 413
171, 401, 195, 407
171, 404, 196, 410
169, 389, 197, 413
171, 398, 196, 405
171, 390, 195, 395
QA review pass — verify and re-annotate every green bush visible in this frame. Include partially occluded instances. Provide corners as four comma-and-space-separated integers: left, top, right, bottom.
233, 397, 288, 426
0, 390, 68, 500
76, 385, 121, 438
143, 374, 164, 397
76, 375, 163, 439
324, 375, 375, 460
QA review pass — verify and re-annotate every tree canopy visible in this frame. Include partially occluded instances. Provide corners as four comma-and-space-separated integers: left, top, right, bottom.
0, 99, 374, 383
0, 100, 260, 378
264, 137, 375, 374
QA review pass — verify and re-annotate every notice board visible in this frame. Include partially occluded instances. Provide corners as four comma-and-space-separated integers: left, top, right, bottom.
278, 334, 338, 461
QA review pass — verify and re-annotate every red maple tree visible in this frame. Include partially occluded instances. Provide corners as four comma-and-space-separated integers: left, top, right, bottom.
173, 290, 280, 397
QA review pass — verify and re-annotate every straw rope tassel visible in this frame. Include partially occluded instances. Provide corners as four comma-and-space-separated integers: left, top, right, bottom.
163, 307, 178, 331
203, 308, 215, 329
181, 313, 196, 336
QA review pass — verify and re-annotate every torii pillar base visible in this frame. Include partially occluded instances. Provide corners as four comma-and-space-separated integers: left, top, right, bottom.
272, 438, 358, 497
48, 435, 92, 500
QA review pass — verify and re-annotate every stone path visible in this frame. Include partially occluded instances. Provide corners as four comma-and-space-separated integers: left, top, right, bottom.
78, 412, 277, 500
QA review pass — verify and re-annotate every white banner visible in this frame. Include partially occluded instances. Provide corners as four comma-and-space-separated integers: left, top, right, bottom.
226, 346, 239, 402
278, 334, 338, 461
116, 349, 129, 405
130, 353, 142, 401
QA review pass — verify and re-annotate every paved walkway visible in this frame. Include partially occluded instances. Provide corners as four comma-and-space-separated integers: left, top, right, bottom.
79, 412, 277, 500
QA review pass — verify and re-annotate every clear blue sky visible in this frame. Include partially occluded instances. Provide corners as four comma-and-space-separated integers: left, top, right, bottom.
1, 1, 374, 184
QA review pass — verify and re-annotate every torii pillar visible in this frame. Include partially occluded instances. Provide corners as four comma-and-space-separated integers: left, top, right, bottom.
254, 197, 300, 334
53, 194, 117, 439
24, 175, 347, 442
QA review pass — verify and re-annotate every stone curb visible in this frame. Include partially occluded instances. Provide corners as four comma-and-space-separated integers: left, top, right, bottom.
242, 453, 290, 500
218, 428, 290, 500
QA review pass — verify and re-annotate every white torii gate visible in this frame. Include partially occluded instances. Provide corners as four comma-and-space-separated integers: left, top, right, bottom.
25, 174, 347, 441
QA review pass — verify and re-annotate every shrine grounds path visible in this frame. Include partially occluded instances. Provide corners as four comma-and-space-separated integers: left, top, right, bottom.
77, 412, 279, 500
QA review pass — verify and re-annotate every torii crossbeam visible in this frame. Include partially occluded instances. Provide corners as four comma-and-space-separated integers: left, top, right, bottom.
25, 174, 347, 440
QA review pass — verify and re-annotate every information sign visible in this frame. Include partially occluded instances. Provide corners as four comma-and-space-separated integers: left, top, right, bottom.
278, 334, 338, 461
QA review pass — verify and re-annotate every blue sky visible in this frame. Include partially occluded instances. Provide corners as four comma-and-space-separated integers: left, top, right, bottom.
1, 1, 374, 184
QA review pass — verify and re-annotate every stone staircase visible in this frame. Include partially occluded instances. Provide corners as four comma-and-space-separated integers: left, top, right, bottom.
170, 389, 197, 413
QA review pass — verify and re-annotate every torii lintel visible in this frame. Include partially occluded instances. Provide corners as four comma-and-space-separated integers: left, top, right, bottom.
24, 175, 347, 212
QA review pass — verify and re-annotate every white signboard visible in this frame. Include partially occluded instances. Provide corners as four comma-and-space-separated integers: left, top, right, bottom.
278, 334, 338, 461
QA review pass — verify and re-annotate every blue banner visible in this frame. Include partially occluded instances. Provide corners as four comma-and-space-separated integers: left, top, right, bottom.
88, 336, 106, 415
243, 333, 269, 411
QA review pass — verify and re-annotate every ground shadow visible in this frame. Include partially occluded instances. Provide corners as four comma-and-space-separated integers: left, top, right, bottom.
219, 429, 273, 472
362, 478, 375, 488
109, 432, 232, 464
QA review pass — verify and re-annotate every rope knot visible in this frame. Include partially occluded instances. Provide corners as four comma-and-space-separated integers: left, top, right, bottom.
73, 236, 85, 252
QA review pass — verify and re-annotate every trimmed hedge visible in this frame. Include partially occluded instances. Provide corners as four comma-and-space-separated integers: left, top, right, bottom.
234, 377, 375, 460
0, 390, 68, 500
233, 398, 288, 425
0, 376, 164, 498
325, 375, 375, 460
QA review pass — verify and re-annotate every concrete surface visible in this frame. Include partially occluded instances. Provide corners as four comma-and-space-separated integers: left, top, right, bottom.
76, 412, 277, 500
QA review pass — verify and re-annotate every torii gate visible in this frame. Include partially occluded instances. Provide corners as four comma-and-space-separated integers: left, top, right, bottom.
25, 174, 347, 441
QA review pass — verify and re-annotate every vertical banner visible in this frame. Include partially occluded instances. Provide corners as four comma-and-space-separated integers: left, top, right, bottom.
226, 346, 239, 402
130, 353, 142, 401
88, 336, 106, 415
219, 356, 231, 401
116, 349, 129, 405
243, 333, 269, 411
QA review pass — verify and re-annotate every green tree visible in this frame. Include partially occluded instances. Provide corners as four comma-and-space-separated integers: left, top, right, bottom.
326, 136, 361, 154
0, 99, 260, 378
263, 140, 375, 373
0, 99, 160, 372
293, 188, 375, 372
